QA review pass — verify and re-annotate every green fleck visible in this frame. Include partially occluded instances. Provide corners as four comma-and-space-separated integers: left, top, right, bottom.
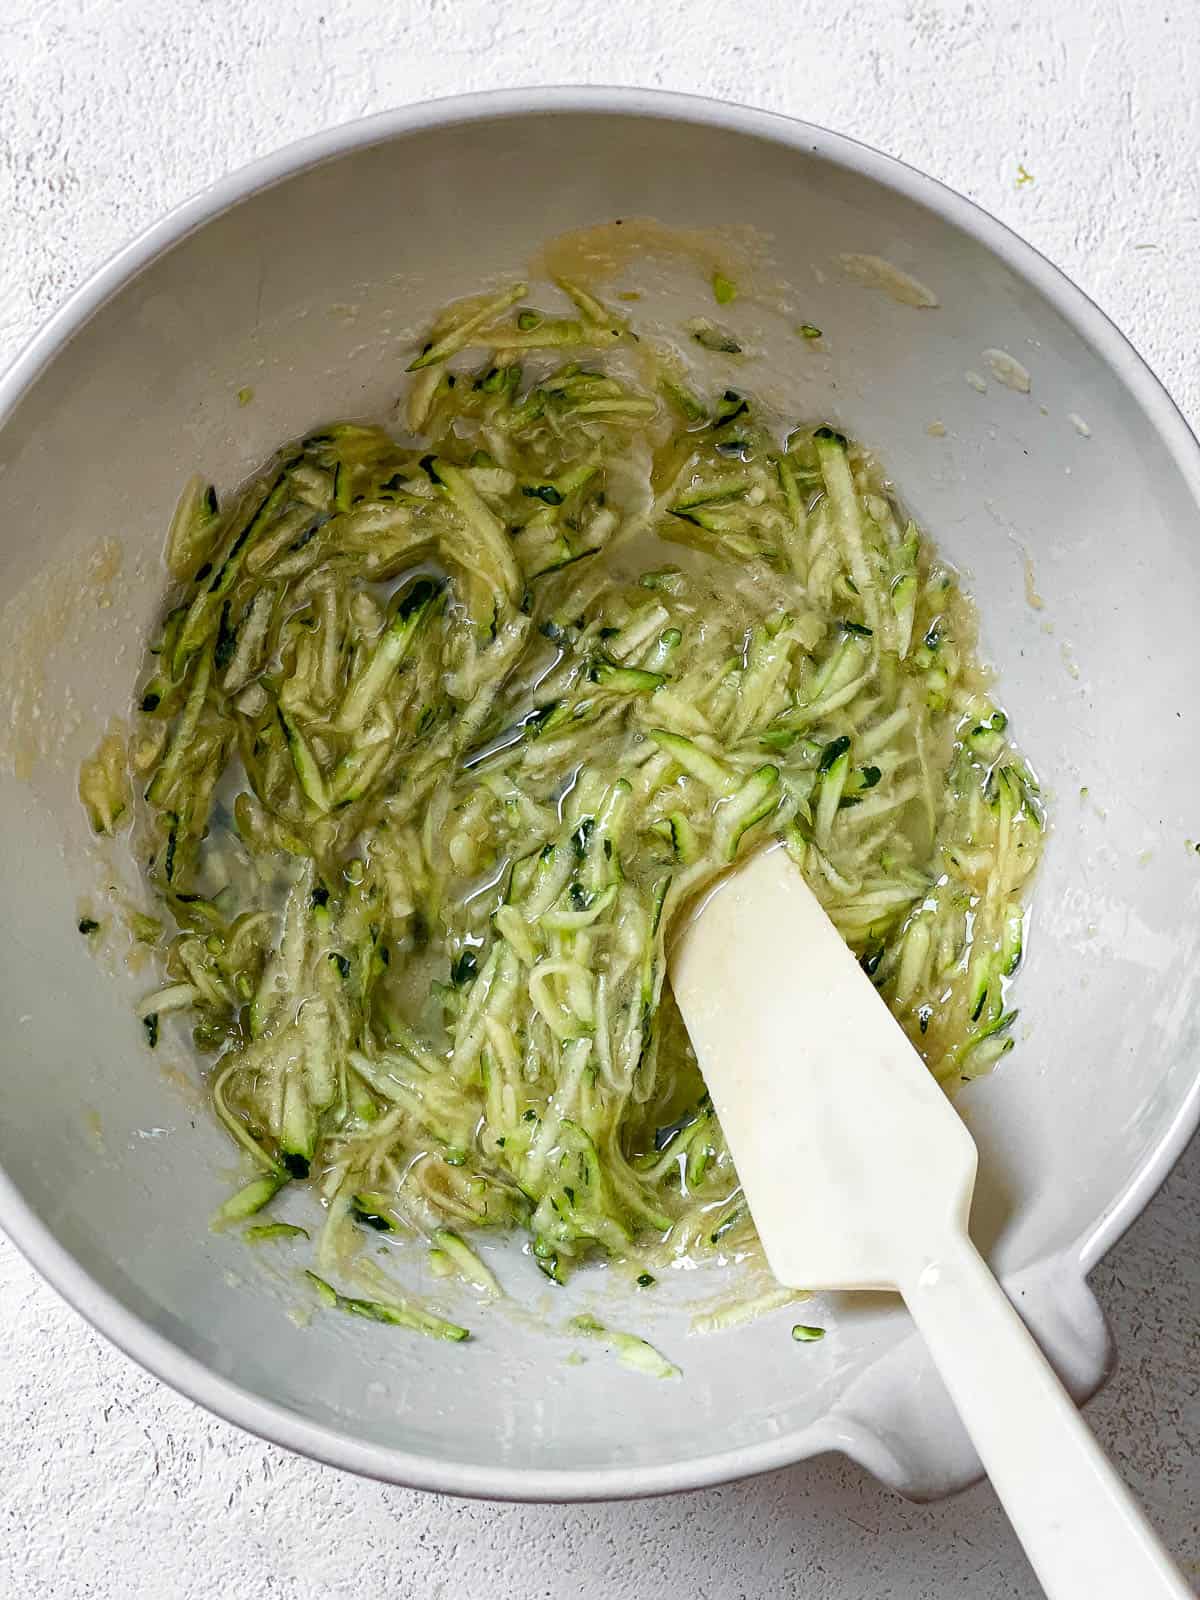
791, 1323, 826, 1342
709, 1202, 746, 1245
237, 386, 255, 407
639, 567, 686, 594
658, 378, 706, 424
819, 734, 852, 772
712, 272, 738, 305
306, 1270, 469, 1342
212, 1173, 286, 1226
688, 318, 742, 355
305, 1270, 339, 1307
797, 322, 823, 339
568, 1314, 680, 1378
244, 1221, 308, 1243
522, 483, 564, 506
433, 1228, 502, 1295
451, 948, 479, 986
352, 1193, 397, 1232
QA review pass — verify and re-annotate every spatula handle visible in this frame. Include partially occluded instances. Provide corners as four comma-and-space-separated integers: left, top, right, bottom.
902, 1235, 1192, 1599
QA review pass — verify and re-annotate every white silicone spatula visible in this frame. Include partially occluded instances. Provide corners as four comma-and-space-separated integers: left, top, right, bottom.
670, 845, 1191, 1600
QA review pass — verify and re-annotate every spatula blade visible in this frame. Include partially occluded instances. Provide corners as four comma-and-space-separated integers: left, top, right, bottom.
670, 846, 979, 1291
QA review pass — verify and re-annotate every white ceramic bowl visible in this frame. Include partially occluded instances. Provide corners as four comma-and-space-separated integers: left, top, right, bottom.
1, 88, 1197, 1504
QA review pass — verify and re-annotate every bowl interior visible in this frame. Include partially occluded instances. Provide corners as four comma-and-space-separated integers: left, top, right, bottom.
1, 100, 1198, 1497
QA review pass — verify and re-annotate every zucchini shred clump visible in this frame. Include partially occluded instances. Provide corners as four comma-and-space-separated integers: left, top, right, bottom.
80, 276, 1044, 1336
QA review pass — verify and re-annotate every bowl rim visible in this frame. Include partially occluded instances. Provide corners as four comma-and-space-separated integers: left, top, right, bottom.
2, 84, 1198, 1503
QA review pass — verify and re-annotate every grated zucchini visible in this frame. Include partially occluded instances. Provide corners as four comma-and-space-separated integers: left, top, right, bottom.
86, 276, 1045, 1335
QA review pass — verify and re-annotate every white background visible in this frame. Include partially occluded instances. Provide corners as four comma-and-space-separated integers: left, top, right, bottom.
1, 2, 1197, 1595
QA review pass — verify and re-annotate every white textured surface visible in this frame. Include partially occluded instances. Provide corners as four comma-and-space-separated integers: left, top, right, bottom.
1, 2, 1198, 1594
